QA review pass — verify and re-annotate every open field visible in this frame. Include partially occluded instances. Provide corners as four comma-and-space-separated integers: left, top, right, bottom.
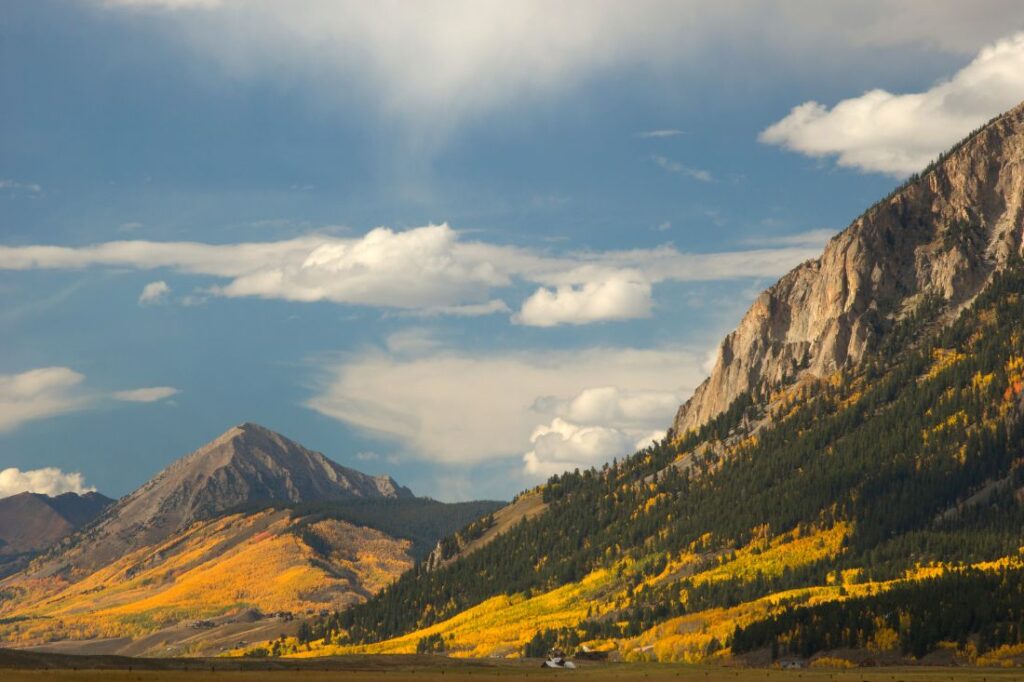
4, 667, 1023, 682
1, 650, 1021, 682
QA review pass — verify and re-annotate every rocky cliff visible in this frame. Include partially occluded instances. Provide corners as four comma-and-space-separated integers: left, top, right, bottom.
673, 101, 1024, 436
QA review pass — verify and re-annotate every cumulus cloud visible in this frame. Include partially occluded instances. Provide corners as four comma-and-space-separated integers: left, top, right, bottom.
138, 280, 171, 305
523, 418, 637, 476
515, 272, 652, 327
112, 386, 179, 402
306, 345, 699, 475
0, 223, 822, 325
760, 32, 1024, 176
0, 367, 90, 433
522, 387, 676, 474
0, 467, 95, 498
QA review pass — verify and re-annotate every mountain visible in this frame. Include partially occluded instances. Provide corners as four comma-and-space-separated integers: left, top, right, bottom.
0, 492, 113, 578
674, 100, 1024, 435
31, 422, 413, 577
289, 101, 1024, 665
0, 424, 500, 656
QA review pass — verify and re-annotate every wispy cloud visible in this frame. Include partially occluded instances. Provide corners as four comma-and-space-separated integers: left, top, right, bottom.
742, 228, 835, 249
0, 367, 179, 433
94, 1, 1024, 147
637, 129, 684, 138
112, 386, 179, 402
0, 179, 43, 197
306, 345, 705, 474
760, 32, 1024, 176
651, 155, 714, 182
0, 367, 90, 433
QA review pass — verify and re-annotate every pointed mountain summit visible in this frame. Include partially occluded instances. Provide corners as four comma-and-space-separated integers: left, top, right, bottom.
675, 100, 1024, 434
39, 423, 413, 574
119, 422, 412, 531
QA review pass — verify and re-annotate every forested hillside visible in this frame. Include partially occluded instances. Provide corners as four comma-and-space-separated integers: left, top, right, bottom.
280, 103, 1024, 665
296, 263, 1024, 661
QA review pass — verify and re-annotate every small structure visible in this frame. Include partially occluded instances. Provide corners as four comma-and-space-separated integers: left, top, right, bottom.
543, 648, 577, 669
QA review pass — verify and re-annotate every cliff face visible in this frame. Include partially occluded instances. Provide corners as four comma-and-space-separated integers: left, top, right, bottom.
674, 101, 1024, 436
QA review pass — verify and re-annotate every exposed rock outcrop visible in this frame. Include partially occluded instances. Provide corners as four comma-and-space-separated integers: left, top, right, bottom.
674, 101, 1024, 436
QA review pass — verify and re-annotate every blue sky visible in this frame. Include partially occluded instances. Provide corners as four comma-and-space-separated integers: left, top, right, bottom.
3, 1, 1024, 501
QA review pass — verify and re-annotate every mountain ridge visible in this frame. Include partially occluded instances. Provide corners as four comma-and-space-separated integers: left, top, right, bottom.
0, 491, 113, 578
674, 100, 1024, 435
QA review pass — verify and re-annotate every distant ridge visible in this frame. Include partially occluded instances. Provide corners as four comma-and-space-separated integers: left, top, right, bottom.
0, 491, 112, 553
0, 491, 113, 578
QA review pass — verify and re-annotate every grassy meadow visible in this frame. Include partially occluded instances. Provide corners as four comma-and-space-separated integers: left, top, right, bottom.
2, 662, 1022, 682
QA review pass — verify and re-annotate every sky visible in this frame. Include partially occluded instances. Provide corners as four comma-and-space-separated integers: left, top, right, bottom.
3, 1, 1024, 502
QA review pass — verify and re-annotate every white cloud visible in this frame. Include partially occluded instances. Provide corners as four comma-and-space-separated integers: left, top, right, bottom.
743, 228, 835, 249
522, 387, 676, 475
138, 280, 171, 305
651, 155, 714, 182
0, 223, 822, 324
0, 367, 181, 432
306, 345, 701, 472
112, 386, 179, 402
0, 179, 43, 196
523, 418, 636, 476
0, 367, 89, 433
561, 386, 681, 428
0, 467, 95, 498
760, 32, 1024, 176
93, 2, 1024, 143
637, 129, 684, 138
515, 272, 652, 327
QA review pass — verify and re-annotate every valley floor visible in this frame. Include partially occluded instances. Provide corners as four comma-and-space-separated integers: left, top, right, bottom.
1, 654, 1022, 682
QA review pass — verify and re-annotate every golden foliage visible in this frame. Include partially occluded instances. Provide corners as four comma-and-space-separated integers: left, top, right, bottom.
0, 509, 413, 647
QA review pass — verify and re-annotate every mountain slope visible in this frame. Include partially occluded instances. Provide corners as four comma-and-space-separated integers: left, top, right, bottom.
293, 101, 1024, 664
0, 492, 113, 578
33, 422, 412, 577
0, 425, 500, 655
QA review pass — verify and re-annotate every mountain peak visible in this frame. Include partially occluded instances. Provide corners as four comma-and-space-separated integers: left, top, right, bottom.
50, 423, 413, 573
674, 99, 1024, 435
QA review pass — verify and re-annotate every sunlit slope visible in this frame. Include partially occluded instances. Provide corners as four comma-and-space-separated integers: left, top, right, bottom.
293, 259, 1024, 663
0, 508, 413, 646
286, 525, 847, 658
